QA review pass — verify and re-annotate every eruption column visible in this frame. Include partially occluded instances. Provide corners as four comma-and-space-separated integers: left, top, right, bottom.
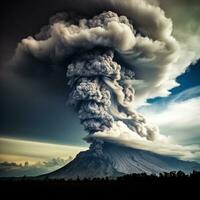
66, 48, 158, 141
66, 50, 119, 133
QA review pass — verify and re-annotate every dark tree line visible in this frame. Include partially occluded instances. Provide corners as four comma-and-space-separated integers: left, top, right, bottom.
0, 171, 199, 197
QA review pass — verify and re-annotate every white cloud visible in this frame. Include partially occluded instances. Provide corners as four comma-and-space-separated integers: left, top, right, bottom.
87, 120, 200, 162
146, 98, 200, 129
0, 138, 88, 176
87, 87, 200, 162
141, 86, 200, 144
0, 157, 73, 177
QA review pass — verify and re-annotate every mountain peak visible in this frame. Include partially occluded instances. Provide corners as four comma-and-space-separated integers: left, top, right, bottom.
43, 142, 200, 180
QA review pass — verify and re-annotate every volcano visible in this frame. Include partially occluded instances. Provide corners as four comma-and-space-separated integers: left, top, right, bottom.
43, 142, 200, 180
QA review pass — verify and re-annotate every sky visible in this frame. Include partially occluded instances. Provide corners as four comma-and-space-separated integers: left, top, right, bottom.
0, 0, 200, 176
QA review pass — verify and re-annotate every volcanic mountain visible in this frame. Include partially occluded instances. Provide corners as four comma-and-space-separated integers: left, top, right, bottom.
43, 142, 200, 180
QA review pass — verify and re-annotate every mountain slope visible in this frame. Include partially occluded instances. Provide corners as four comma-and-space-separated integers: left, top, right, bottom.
43, 142, 200, 180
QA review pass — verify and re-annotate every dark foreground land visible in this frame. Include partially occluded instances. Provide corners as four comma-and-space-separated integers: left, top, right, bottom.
0, 171, 199, 197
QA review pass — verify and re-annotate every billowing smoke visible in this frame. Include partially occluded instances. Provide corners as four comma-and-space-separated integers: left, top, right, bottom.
8, 9, 162, 141
53, 11, 158, 141
67, 50, 115, 133
8, 0, 200, 156
66, 46, 158, 140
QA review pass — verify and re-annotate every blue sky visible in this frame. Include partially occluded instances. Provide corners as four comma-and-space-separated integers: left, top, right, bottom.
148, 61, 200, 104
171, 62, 200, 94
144, 60, 200, 144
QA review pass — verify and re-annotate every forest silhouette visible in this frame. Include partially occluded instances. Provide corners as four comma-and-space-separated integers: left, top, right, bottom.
0, 171, 199, 197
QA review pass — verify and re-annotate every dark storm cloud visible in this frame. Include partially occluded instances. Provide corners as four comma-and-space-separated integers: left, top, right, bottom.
6, 0, 189, 105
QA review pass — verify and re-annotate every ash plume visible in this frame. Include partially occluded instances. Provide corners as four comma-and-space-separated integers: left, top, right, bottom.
60, 10, 159, 141
11, 9, 169, 142
8, 0, 200, 157
66, 46, 157, 140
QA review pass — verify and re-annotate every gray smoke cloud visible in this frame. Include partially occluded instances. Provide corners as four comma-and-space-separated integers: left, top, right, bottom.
61, 11, 159, 140
66, 46, 157, 140
9, 0, 200, 151
66, 50, 115, 133
13, 10, 161, 141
